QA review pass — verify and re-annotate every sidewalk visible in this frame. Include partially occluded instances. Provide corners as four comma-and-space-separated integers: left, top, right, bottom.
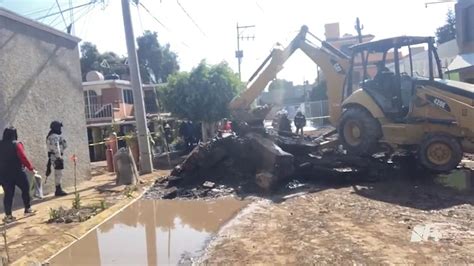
0, 165, 168, 265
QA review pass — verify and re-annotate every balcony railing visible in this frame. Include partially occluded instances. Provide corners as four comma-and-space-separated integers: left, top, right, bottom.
85, 103, 113, 120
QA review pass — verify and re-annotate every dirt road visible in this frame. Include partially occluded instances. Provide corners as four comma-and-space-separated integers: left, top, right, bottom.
200, 170, 474, 264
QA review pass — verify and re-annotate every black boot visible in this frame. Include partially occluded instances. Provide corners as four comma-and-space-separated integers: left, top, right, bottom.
55, 185, 68, 197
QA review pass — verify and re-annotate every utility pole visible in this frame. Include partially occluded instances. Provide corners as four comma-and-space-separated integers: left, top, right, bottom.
355, 17, 366, 79
235, 23, 255, 80
355, 17, 364, 44
121, 0, 153, 174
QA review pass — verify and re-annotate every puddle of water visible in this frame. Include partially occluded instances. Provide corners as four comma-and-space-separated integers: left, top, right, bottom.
49, 198, 247, 266
435, 169, 473, 191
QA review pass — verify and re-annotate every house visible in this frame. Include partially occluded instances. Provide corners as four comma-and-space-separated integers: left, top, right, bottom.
82, 71, 160, 161
447, 0, 474, 83
0, 8, 90, 192
394, 39, 459, 78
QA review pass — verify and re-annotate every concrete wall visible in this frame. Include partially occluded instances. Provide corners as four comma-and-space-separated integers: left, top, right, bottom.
0, 10, 90, 193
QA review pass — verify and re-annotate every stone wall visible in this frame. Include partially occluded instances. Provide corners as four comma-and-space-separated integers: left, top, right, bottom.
0, 9, 90, 193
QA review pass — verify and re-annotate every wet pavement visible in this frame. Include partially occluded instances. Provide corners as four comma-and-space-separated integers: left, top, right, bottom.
49, 197, 248, 265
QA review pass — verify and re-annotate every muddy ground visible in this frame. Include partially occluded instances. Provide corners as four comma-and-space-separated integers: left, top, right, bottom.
146, 148, 474, 264
197, 169, 474, 264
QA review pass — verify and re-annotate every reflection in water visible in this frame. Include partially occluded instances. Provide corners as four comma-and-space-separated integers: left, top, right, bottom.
50, 198, 247, 265
436, 170, 473, 191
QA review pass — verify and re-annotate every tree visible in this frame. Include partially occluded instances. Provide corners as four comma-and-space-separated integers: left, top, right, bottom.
436, 9, 456, 44
161, 61, 242, 121
310, 81, 328, 101
160, 61, 243, 140
79, 42, 127, 81
79, 31, 179, 83
268, 79, 294, 91
137, 31, 179, 83
80, 42, 100, 80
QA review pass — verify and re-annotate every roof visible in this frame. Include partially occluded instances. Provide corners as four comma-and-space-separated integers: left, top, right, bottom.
83, 79, 162, 90
351, 36, 434, 53
447, 53, 474, 72
327, 34, 375, 43
0, 7, 80, 43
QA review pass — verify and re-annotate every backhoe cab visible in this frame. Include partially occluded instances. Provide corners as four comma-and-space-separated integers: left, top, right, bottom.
339, 36, 474, 172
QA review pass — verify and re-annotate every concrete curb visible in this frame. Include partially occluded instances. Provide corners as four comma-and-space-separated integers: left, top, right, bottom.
12, 189, 147, 266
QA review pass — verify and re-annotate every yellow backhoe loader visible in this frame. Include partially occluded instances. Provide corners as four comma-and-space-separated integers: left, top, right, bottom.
229, 25, 474, 172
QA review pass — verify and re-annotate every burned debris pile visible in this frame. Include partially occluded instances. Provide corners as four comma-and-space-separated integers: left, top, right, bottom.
146, 128, 419, 200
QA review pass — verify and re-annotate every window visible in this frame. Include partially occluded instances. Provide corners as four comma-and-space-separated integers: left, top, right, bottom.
123, 89, 134, 104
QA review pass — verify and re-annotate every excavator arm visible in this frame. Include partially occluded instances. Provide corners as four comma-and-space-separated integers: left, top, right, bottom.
229, 25, 350, 126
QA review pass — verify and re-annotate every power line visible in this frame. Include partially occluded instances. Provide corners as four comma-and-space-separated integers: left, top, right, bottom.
138, 2, 170, 31
77, 4, 96, 38
48, 13, 63, 27
23, 4, 55, 17
136, 1, 192, 49
255, 0, 264, 13
56, 0, 69, 29
63, 3, 95, 33
39, 3, 57, 23
176, 0, 207, 37
35, 1, 96, 21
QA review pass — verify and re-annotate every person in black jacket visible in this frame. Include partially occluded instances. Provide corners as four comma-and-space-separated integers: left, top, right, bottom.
294, 111, 307, 136
0, 127, 37, 223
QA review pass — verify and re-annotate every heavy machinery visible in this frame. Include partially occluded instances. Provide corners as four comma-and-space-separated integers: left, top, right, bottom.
229, 25, 474, 172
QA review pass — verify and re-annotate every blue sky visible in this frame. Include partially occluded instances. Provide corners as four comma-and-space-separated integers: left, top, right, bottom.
1, 0, 455, 84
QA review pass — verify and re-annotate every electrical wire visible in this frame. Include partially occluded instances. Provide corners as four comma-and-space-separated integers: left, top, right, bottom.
23, 4, 55, 17
39, 3, 57, 23
65, 3, 96, 33
255, 0, 264, 13
56, 0, 69, 29
35, 1, 95, 21
138, 2, 170, 31
48, 13, 63, 27
136, 1, 145, 35
138, 2, 191, 49
176, 0, 207, 37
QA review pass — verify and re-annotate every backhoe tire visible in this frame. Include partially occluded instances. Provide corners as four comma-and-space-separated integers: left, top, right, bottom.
418, 134, 462, 173
338, 107, 381, 156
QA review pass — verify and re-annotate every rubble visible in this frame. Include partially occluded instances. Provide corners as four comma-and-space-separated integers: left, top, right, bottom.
147, 127, 421, 200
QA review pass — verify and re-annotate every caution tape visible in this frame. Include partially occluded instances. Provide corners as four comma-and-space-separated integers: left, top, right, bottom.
88, 131, 162, 147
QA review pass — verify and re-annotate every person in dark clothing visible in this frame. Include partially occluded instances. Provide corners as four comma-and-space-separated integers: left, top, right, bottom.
0, 127, 37, 223
179, 121, 193, 151
294, 111, 307, 136
193, 122, 202, 145
278, 114, 292, 133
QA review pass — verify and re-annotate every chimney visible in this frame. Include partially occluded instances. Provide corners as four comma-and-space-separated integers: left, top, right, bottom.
325, 23, 340, 41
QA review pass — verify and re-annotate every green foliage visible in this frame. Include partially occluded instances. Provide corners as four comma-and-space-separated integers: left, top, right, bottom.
80, 31, 179, 83
80, 42, 128, 81
49, 208, 61, 221
160, 61, 243, 122
137, 31, 179, 83
268, 79, 294, 91
72, 193, 81, 209
124, 185, 138, 198
436, 9, 456, 44
310, 81, 328, 101
100, 200, 107, 210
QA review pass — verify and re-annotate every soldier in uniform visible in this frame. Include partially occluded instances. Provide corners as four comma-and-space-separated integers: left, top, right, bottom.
46, 121, 68, 196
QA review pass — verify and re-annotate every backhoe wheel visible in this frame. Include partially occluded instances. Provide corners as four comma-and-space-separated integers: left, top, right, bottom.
418, 134, 462, 172
338, 107, 381, 155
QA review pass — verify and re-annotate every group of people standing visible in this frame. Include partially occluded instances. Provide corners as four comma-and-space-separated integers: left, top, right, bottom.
275, 110, 307, 136
0, 121, 68, 223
